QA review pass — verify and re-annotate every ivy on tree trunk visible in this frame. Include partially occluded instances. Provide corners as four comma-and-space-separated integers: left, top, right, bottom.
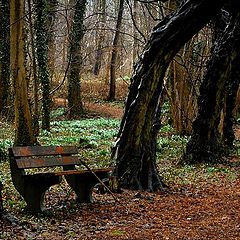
10, 0, 36, 146
67, 0, 86, 119
35, 0, 51, 131
0, 0, 10, 117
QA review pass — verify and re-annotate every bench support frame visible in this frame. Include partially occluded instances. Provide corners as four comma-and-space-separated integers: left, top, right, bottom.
9, 147, 110, 213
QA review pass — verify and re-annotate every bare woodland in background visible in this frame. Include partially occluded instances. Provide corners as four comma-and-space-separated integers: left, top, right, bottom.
1, 0, 228, 127
0, 0, 240, 190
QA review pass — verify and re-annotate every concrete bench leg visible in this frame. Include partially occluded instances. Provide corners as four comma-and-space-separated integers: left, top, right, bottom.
65, 175, 95, 203
64, 171, 110, 203
23, 175, 61, 213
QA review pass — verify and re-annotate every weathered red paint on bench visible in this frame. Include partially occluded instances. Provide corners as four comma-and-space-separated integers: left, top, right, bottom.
9, 146, 111, 213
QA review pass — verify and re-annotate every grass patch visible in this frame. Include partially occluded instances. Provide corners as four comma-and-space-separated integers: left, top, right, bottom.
0, 117, 239, 213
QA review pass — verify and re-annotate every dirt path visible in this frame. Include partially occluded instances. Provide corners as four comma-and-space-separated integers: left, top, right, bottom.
53, 98, 124, 119
1, 179, 240, 239
84, 101, 123, 119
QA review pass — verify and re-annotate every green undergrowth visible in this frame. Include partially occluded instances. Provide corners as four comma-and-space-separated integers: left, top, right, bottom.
157, 124, 240, 186
0, 117, 240, 214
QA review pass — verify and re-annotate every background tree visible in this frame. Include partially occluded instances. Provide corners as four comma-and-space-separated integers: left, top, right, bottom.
0, 181, 3, 215
108, 0, 125, 101
0, 0, 10, 117
35, 0, 51, 131
47, 0, 58, 80
184, 9, 240, 164
27, 0, 40, 136
10, 0, 36, 145
93, 0, 107, 76
111, 0, 226, 191
67, 0, 86, 118
223, 64, 240, 147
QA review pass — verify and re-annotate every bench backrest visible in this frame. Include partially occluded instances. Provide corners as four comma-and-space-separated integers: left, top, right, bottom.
9, 146, 81, 169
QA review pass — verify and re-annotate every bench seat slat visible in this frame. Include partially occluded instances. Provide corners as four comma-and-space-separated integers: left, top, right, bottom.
22, 168, 112, 177
11, 146, 78, 157
16, 156, 81, 169
54, 168, 112, 176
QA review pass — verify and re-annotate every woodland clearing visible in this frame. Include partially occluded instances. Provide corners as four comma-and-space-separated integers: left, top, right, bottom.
0, 101, 239, 240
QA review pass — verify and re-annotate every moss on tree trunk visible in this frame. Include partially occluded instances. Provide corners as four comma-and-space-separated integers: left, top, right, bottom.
67, 0, 86, 119
10, 0, 36, 146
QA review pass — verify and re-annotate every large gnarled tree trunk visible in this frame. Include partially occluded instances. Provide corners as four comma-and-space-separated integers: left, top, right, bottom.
184, 10, 240, 164
112, 0, 226, 191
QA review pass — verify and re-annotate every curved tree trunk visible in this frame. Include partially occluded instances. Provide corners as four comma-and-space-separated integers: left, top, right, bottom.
112, 0, 226, 190
183, 11, 240, 164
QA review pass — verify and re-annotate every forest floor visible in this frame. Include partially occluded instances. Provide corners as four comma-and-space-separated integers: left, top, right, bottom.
1, 100, 240, 240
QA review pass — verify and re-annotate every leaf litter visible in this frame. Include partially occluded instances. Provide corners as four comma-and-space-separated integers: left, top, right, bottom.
1, 176, 240, 240
1, 104, 239, 239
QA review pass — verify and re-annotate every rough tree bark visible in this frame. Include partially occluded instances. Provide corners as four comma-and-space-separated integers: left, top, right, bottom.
223, 61, 240, 147
67, 0, 86, 118
0, 0, 10, 117
0, 181, 3, 215
10, 0, 36, 145
93, 0, 106, 76
47, 0, 58, 80
112, 0, 227, 191
219, 9, 239, 148
35, 0, 51, 131
108, 0, 124, 101
183, 9, 240, 164
27, 0, 39, 136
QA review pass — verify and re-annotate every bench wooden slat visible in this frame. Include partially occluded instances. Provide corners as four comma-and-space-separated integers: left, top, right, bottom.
16, 156, 81, 169
54, 168, 112, 176
9, 145, 112, 213
22, 168, 112, 177
11, 146, 78, 157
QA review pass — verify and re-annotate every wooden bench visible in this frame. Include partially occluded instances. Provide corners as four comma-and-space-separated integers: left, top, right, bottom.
8, 146, 111, 213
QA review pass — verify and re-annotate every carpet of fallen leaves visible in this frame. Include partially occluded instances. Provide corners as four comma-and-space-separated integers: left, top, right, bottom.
1, 178, 240, 240
1, 102, 239, 239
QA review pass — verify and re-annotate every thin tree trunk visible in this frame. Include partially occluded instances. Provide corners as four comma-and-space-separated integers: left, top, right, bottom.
27, 0, 39, 136
47, 0, 58, 81
35, 0, 51, 131
112, 0, 226, 190
108, 0, 124, 101
93, 0, 106, 76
